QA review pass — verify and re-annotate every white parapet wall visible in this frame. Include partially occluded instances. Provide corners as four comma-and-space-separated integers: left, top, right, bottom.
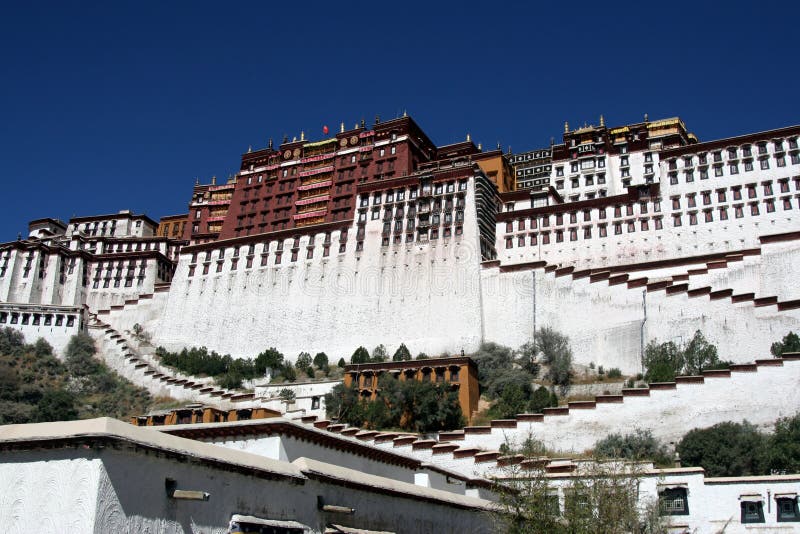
441, 357, 800, 456
481, 238, 800, 373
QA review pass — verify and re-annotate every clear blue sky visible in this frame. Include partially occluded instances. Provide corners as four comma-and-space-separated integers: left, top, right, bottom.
1, 1, 798, 241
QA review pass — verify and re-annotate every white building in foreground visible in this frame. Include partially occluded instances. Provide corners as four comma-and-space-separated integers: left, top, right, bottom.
1, 417, 798, 533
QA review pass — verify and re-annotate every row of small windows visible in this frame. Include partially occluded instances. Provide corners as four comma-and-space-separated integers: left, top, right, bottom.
660, 487, 799, 524
504, 201, 663, 232
669, 155, 799, 183
0, 312, 76, 327
503, 197, 797, 247
670, 180, 797, 209
666, 139, 799, 170
360, 181, 468, 207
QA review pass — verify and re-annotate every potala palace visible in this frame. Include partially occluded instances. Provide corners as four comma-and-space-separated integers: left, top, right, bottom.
2, 114, 800, 533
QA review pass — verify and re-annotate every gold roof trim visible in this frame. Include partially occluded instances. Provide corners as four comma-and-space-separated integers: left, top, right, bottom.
610, 126, 629, 135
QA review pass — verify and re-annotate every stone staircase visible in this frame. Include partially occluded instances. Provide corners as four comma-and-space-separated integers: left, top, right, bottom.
87, 313, 252, 407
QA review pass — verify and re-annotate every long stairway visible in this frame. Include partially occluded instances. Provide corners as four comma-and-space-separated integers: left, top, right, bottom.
87, 314, 252, 407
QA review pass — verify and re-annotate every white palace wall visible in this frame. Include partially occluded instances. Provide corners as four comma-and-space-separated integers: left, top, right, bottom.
481, 241, 800, 374
154, 178, 486, 361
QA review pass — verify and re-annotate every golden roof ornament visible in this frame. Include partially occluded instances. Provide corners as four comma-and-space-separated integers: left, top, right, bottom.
340, 122, 345, 133
564, 121, 569, 133
300, 131, 305, 141
247, 145, 252, 153
600, 115, 605, 127
466, 133, 471, 142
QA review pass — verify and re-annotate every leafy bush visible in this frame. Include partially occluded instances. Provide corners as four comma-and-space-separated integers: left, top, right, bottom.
0, 327, 26, 356
678, 421, 767, 477
607, 367, 622, 379
0, 333, 151, 423
771, 331, 800, 357
594, 429, 672, 465
529, 385, 557, 413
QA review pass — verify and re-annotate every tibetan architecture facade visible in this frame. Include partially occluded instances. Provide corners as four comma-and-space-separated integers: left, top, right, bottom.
0, 114, 799, 374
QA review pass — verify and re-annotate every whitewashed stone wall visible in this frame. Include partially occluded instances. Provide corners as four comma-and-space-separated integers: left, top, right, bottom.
154, 178, 486, 362
452, 359, 800, 455
0, 446, 494, 534
482, 241, 800, 374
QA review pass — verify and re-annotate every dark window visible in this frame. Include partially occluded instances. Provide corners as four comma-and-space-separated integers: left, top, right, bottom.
741, 500, 765, 523
659, 488, 689, 516
777, 497, 800, 522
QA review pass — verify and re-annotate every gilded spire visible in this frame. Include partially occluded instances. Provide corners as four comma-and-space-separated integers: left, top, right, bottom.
564, 121, 569, 133
300, 131, 305, 141
599, 114, 605, 127
340, 122, 345, 133
466, 133, 471, 142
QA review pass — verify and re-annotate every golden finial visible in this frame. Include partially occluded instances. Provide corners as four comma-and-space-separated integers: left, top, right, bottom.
477, 142, 482, 150
402, 109, 407, 117
340, 122, 345, 133
211, 175, 216, 185
466, 133, 471, 142
564, 121, 569, 133
300, 131, 305, 141
599, 115, 605, 127
247, 145, 252, 153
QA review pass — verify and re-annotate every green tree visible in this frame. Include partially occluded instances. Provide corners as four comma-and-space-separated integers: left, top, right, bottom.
279, 388, 296, 405
392, 343, 412, 362
528, 386, 554, 413
65, 332, 100, 377
295, 352, 312, 370
281, 362, 297, 382
594, 429, 672, 466
337, 357, 346, 368
415, 352, 428, 360
0, 327, 26, 356
34, 389, 78, 422
488, 383, 529, 419
33, 338, 53, 358
546, 348, 573, 392
371, 344, 388, 362
642, 340, 683, 383
771, 331, 800, 357
768, 413, 800, 474
533, 327, 571, 365
678, 421, 767, 476
313, 352, 329, 370
517, 341, 540, 377
682, 330, 720, 374
351, 346, 370, 364
255, 347, 284, 375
